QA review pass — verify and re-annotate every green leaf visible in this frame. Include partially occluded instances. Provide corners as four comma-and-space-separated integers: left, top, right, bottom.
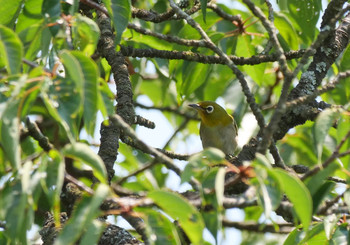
215, 167, 226, 208
272, 169, 312, 230
313, 108, 340, 163
0, 25, 23, 74
5, 186, 28, 244
63, 143, 107, 183
148, 190, 205, 244
102, 0, 131, 45
0, 96, 20, 170
324, 214, 338, 240
70, 51, 99, 136
54, 184, 109, 245
305, 162, 339, 195
16, 0, 44, 33
253, 155, 282, 218
330, 224, 349, 245
200, 0, 207, 23
311, 181, 335, 213
58, 50, 85, 138
287, 0, 321, 43
180, 61, 211, 99
283, 227, 303, 245
72, 14, 100, 56
141, 208, 181, 245
42, 0, 61, 36
79, 220, 106, 245
41, 90, 74, 142
274, 12, 299, 50
0, 0, 23, 28
300, 222, 327, 243
182, 148, 225, 183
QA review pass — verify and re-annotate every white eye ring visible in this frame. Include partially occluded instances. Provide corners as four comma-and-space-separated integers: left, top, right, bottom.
206, 105, 214, 113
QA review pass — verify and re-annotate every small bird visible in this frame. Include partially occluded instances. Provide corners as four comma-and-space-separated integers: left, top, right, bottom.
189, 101, 238, 155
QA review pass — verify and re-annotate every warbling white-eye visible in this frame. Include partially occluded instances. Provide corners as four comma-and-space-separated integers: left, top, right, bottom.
189, 101, 238, 155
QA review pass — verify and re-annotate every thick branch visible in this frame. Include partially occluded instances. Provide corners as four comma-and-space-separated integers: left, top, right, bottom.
97, 7, 135, 182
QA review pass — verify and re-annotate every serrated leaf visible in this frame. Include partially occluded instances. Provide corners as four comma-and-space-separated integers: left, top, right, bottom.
313, 108, 340, 163
63, 143, 107, 183
272, 169, 312, 230
148, 190, 205, 244
102, 0, 131, 45
0, 25, 23, 74
54, 184, 109, 245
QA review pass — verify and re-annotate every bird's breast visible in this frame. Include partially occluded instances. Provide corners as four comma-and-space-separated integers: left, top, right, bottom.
199, 122, 237, 155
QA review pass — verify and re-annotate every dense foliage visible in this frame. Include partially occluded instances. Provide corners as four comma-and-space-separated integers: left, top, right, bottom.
1, 0, 350, 244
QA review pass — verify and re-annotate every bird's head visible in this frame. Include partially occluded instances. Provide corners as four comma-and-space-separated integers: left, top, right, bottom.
189, 101, 233, 127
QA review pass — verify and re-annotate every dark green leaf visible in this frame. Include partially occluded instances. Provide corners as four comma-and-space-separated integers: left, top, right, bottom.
287, 0, 321, 43
200, 0, 207, 23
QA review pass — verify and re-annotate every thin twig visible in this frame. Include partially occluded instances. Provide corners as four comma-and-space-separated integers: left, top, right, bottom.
302, 130, 350, 180
110, 114, 182, 176
169, 0, 266, 130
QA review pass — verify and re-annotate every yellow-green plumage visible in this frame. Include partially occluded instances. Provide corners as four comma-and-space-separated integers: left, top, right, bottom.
189, 101, 238, 155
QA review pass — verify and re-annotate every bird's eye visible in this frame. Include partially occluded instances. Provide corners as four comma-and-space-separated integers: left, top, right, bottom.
206, 105, 214, 113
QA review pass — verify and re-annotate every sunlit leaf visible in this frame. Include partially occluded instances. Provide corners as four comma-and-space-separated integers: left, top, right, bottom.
0, 0, 23, 28
0, 25, 23, 74
63, 143, 107, 183
148, 190, 205, 244
272, 169, 312, 230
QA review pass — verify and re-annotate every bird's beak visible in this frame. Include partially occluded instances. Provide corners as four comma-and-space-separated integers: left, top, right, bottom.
189, 103, 203, 111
